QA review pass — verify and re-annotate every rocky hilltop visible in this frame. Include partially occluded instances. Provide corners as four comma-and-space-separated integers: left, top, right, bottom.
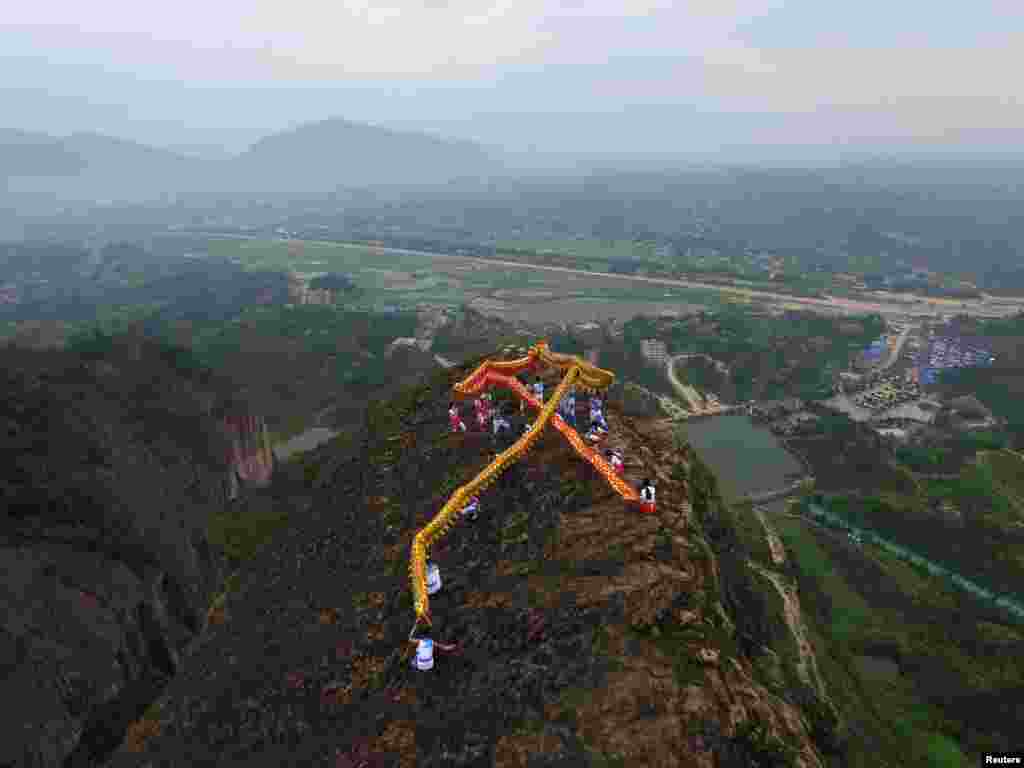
103, 359, 835, 767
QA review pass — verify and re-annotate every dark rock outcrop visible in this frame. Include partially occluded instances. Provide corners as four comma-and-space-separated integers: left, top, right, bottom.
384, 339, 443, 388
432, 306, 522, 361
1, 338, 247, 767
607, 379, 665, 419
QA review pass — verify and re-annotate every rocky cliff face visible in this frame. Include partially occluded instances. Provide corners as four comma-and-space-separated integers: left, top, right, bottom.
107, 363, 832, 767
1, 340, 246, 767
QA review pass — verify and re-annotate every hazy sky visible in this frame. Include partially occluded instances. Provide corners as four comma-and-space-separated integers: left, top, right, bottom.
2, 0, 1022, 158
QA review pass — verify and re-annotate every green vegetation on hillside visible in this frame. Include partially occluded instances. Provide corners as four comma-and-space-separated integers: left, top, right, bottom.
207, 505, 291, 564
173, 305, 417, 368
652, 307, 885, 401
773, 516, 1016, 768
895, 431, 1007, 473
818, 479, 1024, 597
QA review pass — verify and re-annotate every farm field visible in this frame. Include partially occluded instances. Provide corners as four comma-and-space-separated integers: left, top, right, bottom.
772, 515, 975, 767
978, 449, 1024, 502
469, 296, 707, 325
204, 237, 718, 323
495, 237, 665, 264
190, 234, 1024, 320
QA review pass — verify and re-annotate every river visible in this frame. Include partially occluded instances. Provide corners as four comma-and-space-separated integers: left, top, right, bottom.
682, 414, 804, 502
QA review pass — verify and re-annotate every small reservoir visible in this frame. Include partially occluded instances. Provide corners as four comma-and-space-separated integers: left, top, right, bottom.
683, 414, 804, 502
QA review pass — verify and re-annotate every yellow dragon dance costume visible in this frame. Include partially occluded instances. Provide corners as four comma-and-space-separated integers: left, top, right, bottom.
408, 342, 640, 627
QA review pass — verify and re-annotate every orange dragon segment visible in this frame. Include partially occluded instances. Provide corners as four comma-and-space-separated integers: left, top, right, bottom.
409, 342, 640, 627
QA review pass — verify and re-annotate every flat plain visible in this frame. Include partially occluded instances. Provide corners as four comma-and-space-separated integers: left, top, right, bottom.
208, 237, 718, 323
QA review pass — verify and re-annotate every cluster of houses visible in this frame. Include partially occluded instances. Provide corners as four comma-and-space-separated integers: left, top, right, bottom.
640, 338, 669, 366
913, 335, 995, 385
286, 271, 357, 306
852, 376, 923, 411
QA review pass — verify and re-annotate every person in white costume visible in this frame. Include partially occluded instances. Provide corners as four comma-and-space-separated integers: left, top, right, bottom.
408, 633, 459, 671
461, 495, 480, 522
426, 560, 442, 595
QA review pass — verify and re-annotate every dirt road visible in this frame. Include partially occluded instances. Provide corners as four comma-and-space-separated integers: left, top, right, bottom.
748, 559, 831, 707
752, 505, 786, 566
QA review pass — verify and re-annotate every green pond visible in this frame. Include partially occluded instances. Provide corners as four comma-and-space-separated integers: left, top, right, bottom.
682, 414, 804, 502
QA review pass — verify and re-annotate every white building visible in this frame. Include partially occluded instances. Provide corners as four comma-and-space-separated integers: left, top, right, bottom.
640, 338, 669, 366
287, 272, 338, 306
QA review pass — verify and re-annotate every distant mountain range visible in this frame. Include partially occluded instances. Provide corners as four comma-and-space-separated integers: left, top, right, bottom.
0, 118, 505, 202
7, 117, 1024, 211
0, 128, 91, 177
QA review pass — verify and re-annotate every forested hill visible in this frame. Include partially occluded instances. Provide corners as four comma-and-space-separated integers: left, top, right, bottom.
233, 117, 502, 191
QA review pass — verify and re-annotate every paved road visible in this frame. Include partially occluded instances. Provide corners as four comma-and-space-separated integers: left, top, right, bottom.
880, 324, 915, 371
665, 355, 700, 409
434, 354, 456, 369
171, 231, 1019, 320
664, 354, 735, 419
672, 352, 730, 374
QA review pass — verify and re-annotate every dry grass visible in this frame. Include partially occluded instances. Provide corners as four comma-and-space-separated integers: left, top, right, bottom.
319, 607, 339, 625
495, 726, 568, 768
123, 716, 161, 753
321, 683, 354, 707
373, 720, 416, 768
206, 605, 227, 626
350, 655, 387, 689
464, 590, 515, 610
352, 591, 388, 611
